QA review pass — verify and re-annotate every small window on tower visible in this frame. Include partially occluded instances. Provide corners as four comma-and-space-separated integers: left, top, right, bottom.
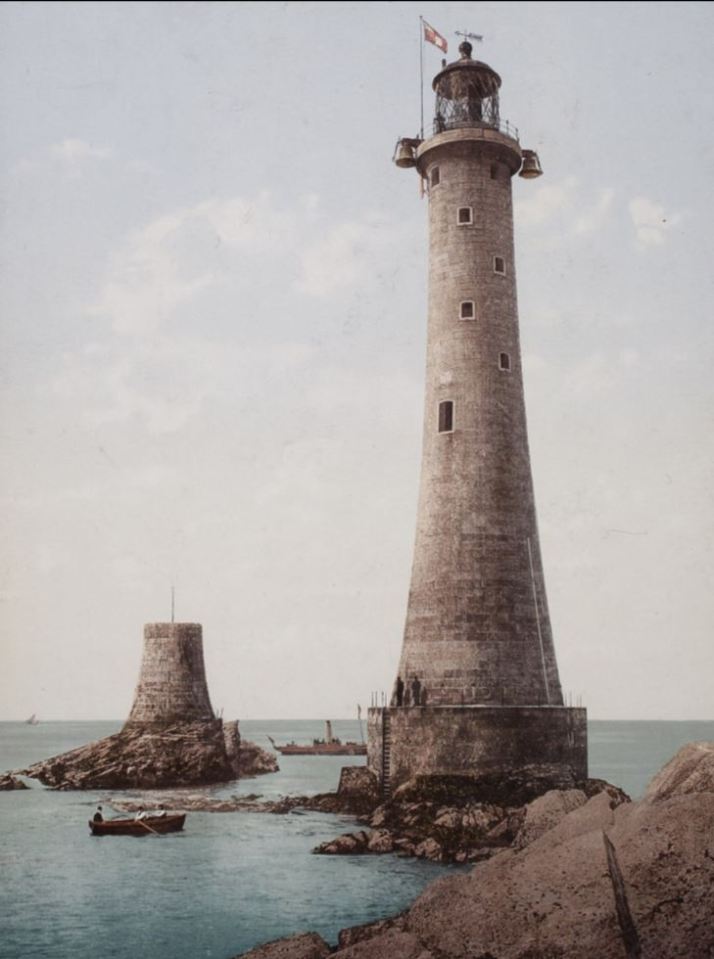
460, 300, 475, 320
457, 206, 473, 225
430, 166, 441, 187
438, 400, 454, 433
499, 353, 511, 372
493, 256, 506, 275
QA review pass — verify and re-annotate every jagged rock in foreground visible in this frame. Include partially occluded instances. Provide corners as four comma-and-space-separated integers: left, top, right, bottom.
19, 719, 277, 790
643, 739, 714, 801
238, 742, 714, 959
0, 773, 29, 790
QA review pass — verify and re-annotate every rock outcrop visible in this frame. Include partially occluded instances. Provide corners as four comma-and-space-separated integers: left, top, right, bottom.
643, 739, 714, 801
0, 773, 29, 790
314, 774, 629, 863
236, 737, 281, 778
232, 932, 331, 959
19, 719, 278, 790
108, 768, 379, 816
237, 742, 714, 959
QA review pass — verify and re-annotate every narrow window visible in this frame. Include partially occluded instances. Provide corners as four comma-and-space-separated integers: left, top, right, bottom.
457, 206, 473, 225
438, 400, 454, 433
430, 166, 440, 187
460, 300, 475, 320
490, 163, 499, 180
499, 353, 511, 372
493, 256, 506, 275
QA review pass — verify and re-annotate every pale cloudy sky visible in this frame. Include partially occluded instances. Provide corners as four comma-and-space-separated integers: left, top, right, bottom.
1, 1, 712, 721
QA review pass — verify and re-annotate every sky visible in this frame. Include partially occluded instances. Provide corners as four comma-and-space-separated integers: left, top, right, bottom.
1, 1, 712, 721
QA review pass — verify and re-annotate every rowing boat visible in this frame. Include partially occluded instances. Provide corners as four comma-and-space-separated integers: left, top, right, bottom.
88, 813, 186, 836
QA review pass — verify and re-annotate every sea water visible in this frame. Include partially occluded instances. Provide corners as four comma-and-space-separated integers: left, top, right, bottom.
1, 719, 712, 959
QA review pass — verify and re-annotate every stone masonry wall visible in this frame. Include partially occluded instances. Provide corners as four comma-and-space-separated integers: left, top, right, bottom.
368, 705, 587, 791
392, 126, 563, 709
125, 622, 216, 726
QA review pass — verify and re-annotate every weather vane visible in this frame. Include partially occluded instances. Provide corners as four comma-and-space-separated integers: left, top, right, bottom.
456, 29, 484, 43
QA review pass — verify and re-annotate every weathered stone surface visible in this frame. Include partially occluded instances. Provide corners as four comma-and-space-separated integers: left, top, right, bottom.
402, 743, 714, 959
107, 774, 377, 817
525, 790, 620, 856
111, 792, 267, 813
606, 792, 714, 956
335, 766, 381, 813
366, 58, 586, 795
578, 777, 630, 805
313, 831, 369, 855
315, 777, 623, 864
643, 740, 714, 802
236, 738, 280, 778
412, 837, 442, 861
512, 788, 587, 849
390, 767, 581, 808
233, 746, 714, 959
337, 914, 406, 949
337, 928, 434, 959
0, 773, 29, 790
232, 931, 330, 958
126, 622, 215, 725
367, 829, 394, 853
370, 707, 587, 794
407, 832, 617, 957
484, 811, 522, 844
395, 124, 562, 709
20, 721, 277, 790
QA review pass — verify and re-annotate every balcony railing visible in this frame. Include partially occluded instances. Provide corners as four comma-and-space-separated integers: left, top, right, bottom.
434, 96, 519, 141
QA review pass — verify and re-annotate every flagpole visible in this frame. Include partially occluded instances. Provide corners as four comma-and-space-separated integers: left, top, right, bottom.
419, 15, 424, 139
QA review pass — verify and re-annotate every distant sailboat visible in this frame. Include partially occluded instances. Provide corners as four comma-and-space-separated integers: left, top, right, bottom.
25, 714, 39, 726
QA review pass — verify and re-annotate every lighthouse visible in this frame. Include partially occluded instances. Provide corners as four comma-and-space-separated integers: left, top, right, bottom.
368, 41, 587, 793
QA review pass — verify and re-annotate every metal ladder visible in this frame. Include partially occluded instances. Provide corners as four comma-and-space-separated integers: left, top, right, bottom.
381, 709, 392, 798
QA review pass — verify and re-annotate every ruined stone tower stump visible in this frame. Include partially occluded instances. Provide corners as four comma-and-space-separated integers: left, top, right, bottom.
368, 42, 587, 794
21, 620, 278, 789
125, 622, 215, 726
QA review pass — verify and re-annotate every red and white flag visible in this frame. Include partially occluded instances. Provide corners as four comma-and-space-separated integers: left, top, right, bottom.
423, 20, 448, 54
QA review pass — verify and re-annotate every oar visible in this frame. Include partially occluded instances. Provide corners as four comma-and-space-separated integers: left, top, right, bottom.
137, 817, 160, 836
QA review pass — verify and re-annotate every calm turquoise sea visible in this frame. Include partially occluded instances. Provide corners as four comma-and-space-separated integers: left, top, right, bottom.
1, 718, 712, 959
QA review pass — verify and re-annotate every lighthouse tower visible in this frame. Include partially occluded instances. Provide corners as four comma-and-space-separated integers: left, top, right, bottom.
368, 42, 587, 793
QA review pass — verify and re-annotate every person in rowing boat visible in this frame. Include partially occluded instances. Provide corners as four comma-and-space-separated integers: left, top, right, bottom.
134, 806, 147, 821
154, 804, 167, 818
93, 805, 104, 823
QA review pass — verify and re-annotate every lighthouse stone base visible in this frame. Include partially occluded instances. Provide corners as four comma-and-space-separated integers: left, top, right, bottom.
368, 706, 587, 797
